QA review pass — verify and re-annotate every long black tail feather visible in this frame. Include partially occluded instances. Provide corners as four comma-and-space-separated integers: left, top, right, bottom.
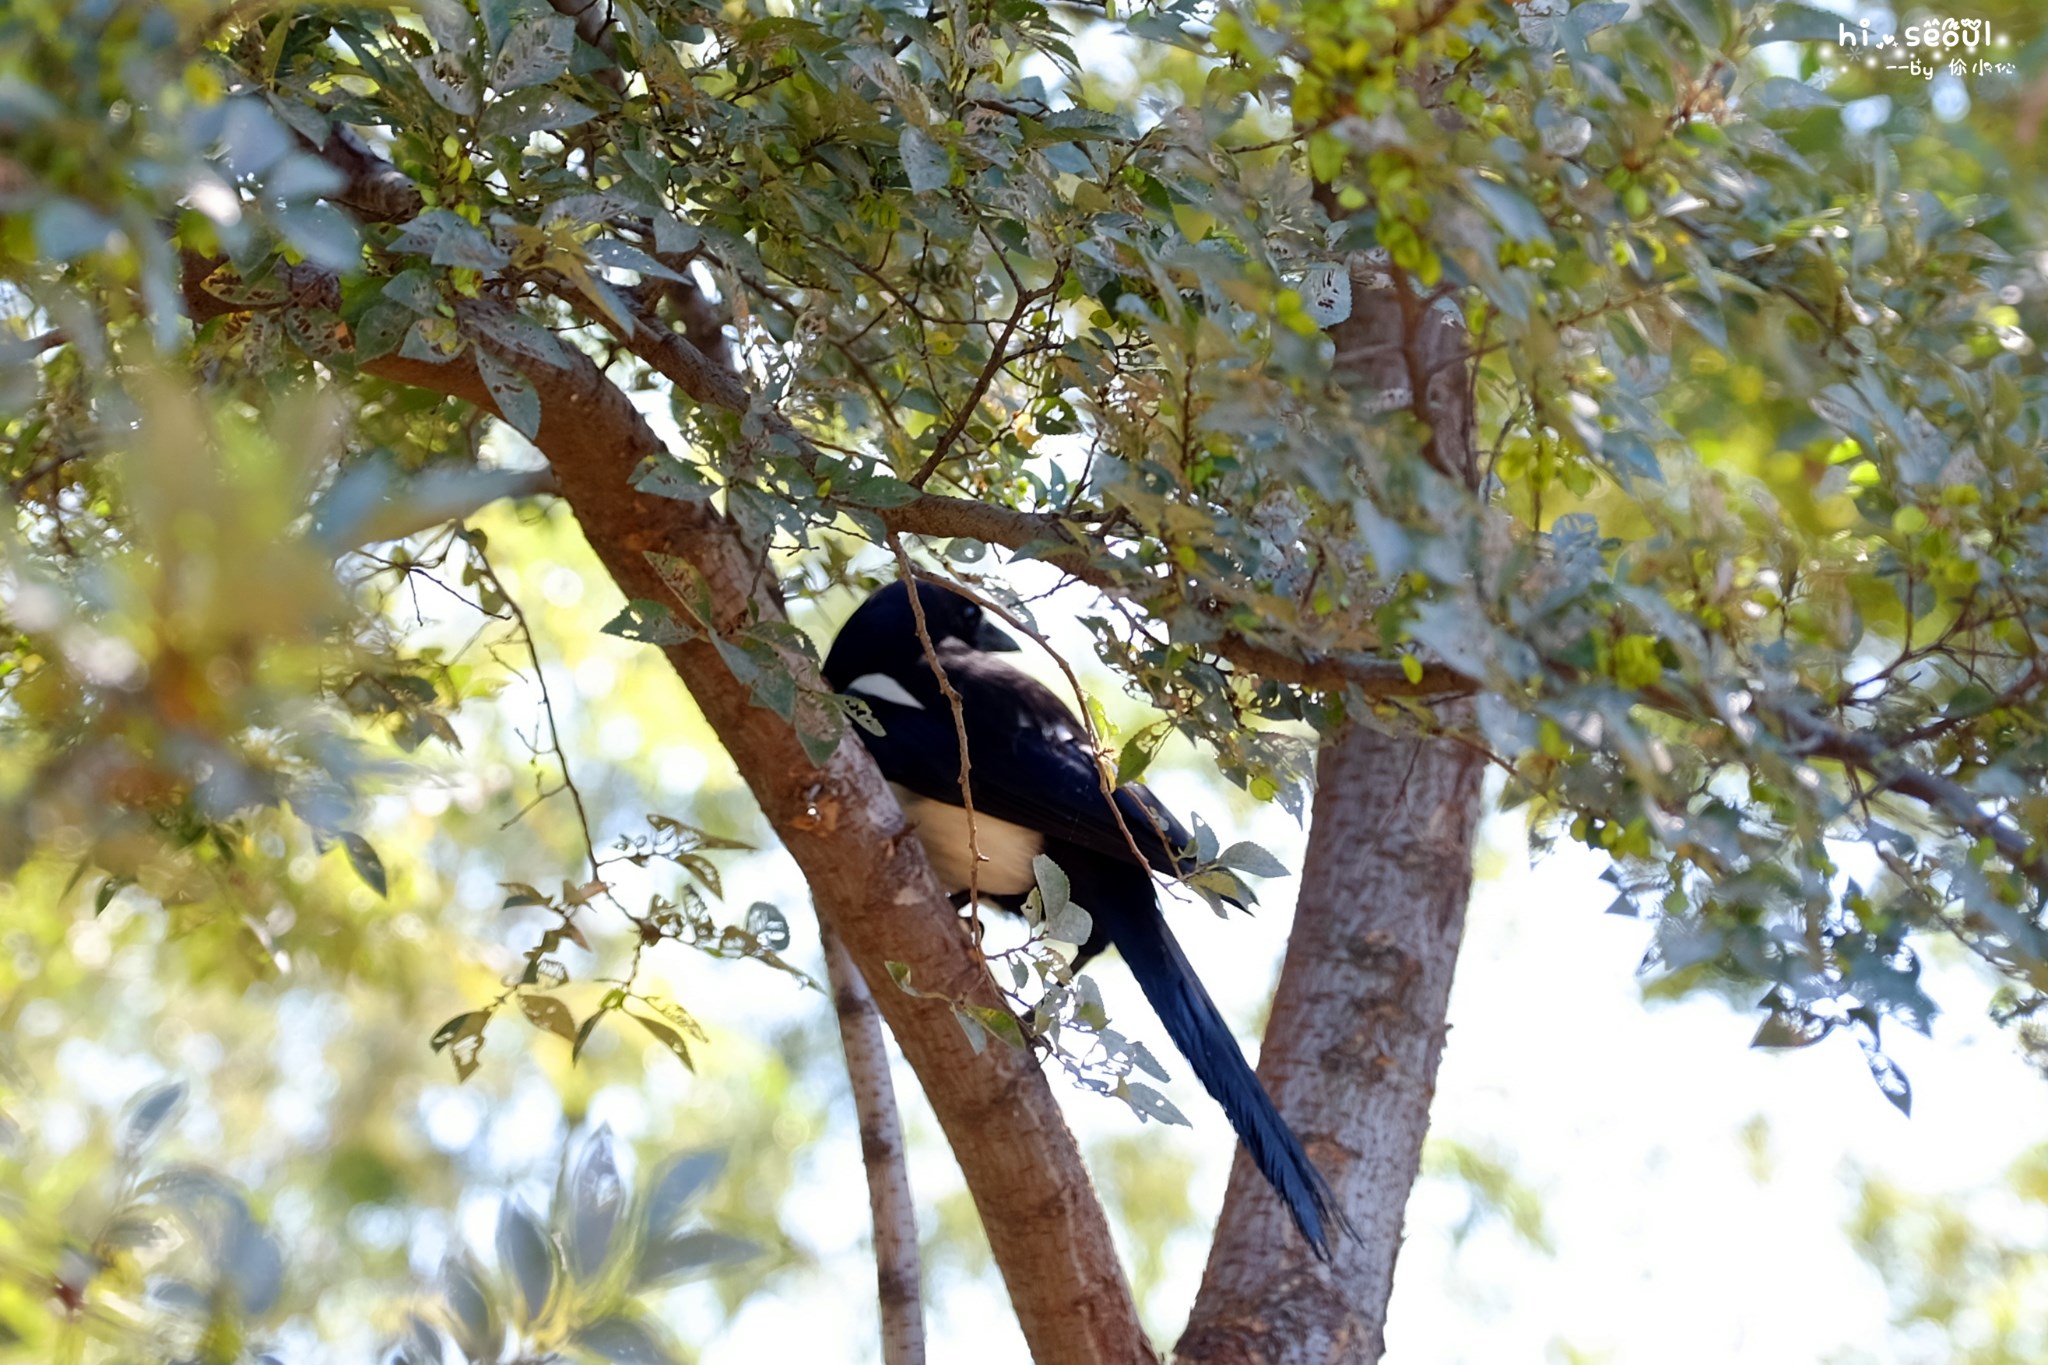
1081, 860, 1345, 1260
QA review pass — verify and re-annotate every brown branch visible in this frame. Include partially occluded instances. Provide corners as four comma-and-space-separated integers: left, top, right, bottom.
547, 0, 626, 93
908, 283, 1049, 488
237, 113, 1471, 704
891, 533, 985, 940
822, 918, 926, 1365
1796, 716, 2048, 887
552, 264, 1477, 703
315, 125, 425, 224
1180, 718, 1486, 1363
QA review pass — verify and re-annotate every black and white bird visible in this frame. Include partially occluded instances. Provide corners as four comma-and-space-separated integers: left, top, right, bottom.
823, 578, 1342, 1259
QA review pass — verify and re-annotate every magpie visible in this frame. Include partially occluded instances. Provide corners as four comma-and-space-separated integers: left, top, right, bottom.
823, 578, 1343, 1259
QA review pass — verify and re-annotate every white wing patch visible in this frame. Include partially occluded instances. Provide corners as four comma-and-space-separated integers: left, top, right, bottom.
891, 784, 1041, 896
847, 672, 926, 710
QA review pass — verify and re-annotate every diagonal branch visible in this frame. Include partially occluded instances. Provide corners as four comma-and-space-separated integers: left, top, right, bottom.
908, 282, 1051, 488
200, 270, 1156, 1361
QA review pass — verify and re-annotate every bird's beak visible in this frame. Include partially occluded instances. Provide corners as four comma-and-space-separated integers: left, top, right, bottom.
976, 618, 1021, 652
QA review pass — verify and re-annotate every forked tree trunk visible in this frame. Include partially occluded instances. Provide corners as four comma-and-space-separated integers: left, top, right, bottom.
1179, 236, 1487, 1361
1177, 720, 1486, 1363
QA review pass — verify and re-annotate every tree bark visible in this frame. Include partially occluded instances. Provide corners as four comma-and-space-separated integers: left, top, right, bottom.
822, 918, 927, 1365
1176, 721, 1485, 1364
1178, 241, 1488, 1361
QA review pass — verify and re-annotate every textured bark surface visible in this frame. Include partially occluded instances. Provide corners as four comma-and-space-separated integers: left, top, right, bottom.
1176, 722, 1485, 1364
1177, 245, 1488, 1362
823, 919, 927, 1365
337, 322, 1152, 1364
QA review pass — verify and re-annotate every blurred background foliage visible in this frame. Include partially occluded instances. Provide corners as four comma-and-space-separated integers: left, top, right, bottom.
1844, 1146, 2048, 1365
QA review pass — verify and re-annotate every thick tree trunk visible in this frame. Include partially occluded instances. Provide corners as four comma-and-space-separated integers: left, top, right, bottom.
1177, 721, 1485, 1363
1175, 240, 1488, 1361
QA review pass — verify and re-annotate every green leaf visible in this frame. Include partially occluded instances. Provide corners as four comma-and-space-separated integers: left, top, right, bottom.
388, 208, 510, 271
900, 126, 952, 192
573, 1314, 685, 1365
489, 9, 575, 90
1863, 1045, 1913, 1117
1188, 867, 1254, 906
495, 1199, 556, 1323
565, 1126, 623, 1281
966, 1005, 1026, 1049
476, 346, 541, 439
1032, 853, 1070, 918
482, 89, 598, 140
795, 700, 847, 765
119, 1081, 186, 1157
633, 1232, 759, 1288
94, 875, 131, 916
1217, 840, 1289, 878
441, 1253, 498, 1363
1119, 1081, 1190, 1127
643, 551, 713, 625
643, 1151, 725, 1241
33, 198, 116, 260
339, 832, 388, 896
1115, 721, 1171, 785
744, 902, 790, 950
838, 471, 922, 508
400, 316, 465, 363
519, 994, 577, 1040
955, 1006, 988, 1054
1749, 76, 1837, 114
1043, 900, 1093, 949
351, 300, 413, 361
431, 1011, 488, 1051
632, 1011, 695, 1070
631, 453, 717, 502
431, 1011, 492, 1080
600, 599, 696, 646
1750, 1009, 1832, 1049
572, 1009, 605, 1061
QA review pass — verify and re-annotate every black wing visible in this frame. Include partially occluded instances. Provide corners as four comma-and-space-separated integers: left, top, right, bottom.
851, 645, 1197, 877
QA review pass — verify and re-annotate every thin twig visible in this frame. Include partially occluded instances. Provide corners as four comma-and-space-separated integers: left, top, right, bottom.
469, 540, 605, 895
889, 534, 984, 944
901, 563, 1170, 880
909, 282, 1049, 488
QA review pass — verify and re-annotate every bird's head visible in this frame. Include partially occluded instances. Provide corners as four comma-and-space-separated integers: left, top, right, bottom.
824, 579, 1019, 687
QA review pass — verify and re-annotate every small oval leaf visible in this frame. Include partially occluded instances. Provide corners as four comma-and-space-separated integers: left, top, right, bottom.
642, 1151, 724, 1241
494, 1199, 556, 1323
633, 1231, 760, 1289
120, 1081, 186, 1158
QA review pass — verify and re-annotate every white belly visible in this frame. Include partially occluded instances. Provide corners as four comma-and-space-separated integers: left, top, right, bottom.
891, 783, 1041, 896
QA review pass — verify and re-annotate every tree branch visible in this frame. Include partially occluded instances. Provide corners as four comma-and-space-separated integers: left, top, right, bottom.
589, 281, 1471, 699
822, 918, 926, 1365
